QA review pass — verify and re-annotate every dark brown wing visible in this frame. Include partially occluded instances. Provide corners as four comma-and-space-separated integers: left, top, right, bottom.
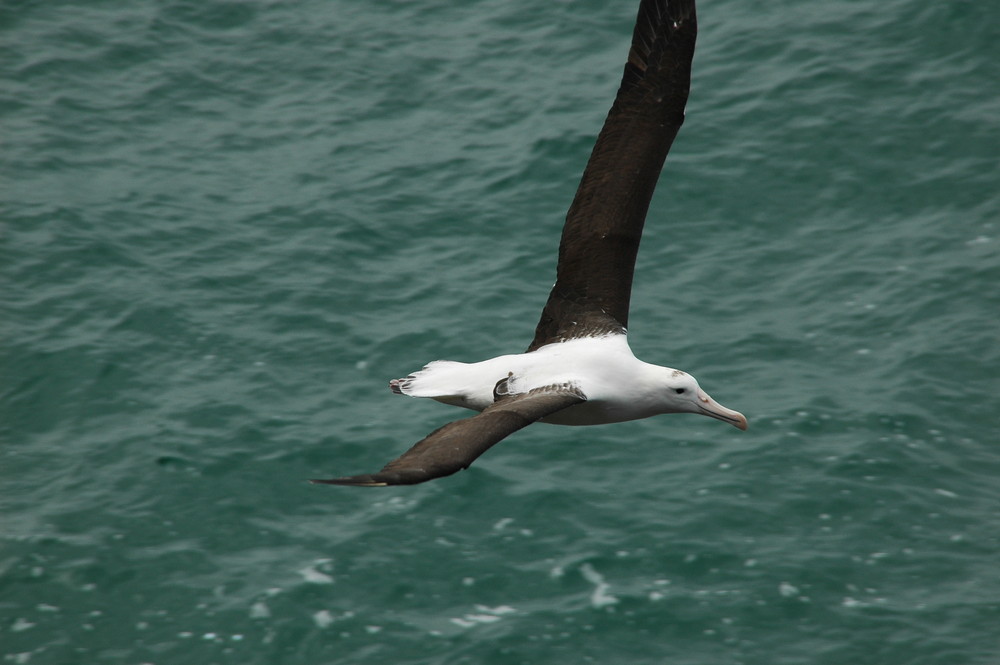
527, 0, 697, 352
311, 385, 586, 486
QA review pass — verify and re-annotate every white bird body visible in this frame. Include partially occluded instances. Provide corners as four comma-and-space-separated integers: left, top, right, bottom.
392, 334, 744, 428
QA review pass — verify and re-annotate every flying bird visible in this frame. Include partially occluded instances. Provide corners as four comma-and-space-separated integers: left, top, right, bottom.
313, 0, 746, 487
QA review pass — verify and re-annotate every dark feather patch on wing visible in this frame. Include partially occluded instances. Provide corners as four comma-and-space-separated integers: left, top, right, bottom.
312, 384, 586, 486
528, 0, 696, 351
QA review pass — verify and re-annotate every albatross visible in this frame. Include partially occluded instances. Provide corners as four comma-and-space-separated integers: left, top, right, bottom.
313, 0, 746, 487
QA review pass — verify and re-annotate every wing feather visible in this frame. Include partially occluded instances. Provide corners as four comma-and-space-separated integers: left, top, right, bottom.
528, 0, 697, 351
312, 385, 586, 486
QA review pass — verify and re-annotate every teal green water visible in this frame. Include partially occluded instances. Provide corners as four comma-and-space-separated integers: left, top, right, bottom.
3, 0, 999, 663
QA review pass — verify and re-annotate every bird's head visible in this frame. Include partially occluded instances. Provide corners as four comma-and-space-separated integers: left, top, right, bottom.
661, 369, 748, 430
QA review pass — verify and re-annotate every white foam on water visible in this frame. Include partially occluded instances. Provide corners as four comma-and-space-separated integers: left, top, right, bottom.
313, 610, 335, 629
778, 582, 799, 598
493, 517, 514, 531
449, 604, 517, 629
11, 618, 35, 633
580, 563, 618, 609
298, 558, 334, 584
249, 601, 271, 619
475, 604, 515, 615
463, 614, 501, 624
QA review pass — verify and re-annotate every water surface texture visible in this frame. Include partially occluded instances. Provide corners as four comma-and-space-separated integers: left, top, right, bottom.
3, 0, 999, 663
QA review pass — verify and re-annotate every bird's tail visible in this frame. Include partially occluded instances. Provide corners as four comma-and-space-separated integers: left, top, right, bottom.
387, 360, 485, 410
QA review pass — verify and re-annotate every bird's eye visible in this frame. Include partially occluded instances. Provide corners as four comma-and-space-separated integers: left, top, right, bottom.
674, 388, 686, 394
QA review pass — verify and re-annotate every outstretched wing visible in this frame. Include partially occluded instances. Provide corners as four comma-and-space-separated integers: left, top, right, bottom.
527, 0, 697, 352
312, 385, 586, 486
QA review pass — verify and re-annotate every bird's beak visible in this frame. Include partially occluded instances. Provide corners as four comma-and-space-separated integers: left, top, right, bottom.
696, 387, 748, 430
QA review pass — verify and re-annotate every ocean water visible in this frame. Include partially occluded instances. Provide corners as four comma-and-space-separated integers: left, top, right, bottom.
2, 0, 999, 663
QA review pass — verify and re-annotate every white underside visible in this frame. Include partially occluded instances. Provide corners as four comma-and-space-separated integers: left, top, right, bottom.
393, 334, 686, 426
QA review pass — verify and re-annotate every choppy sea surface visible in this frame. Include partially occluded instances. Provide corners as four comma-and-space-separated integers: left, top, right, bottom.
3, 1, 999, 663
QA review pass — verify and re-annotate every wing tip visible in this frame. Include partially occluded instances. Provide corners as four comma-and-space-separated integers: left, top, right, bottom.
309, 476, 389, 488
